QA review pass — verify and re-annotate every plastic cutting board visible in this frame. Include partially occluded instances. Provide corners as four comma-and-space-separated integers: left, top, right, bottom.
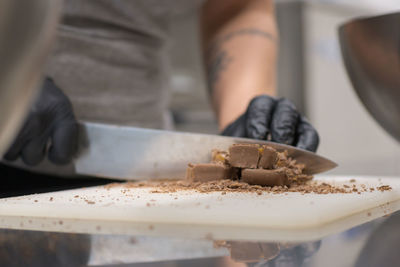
0, 175, 399, 242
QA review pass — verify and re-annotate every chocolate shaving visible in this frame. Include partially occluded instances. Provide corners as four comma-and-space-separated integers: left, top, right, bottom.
105, 179, 392, 195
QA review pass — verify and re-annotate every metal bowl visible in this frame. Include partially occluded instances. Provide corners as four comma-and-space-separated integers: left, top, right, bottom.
338, 12, 400, 143
0, 0, 61, 156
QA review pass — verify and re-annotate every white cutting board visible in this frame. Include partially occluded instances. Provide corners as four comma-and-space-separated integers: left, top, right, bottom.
0, 175, 399, 242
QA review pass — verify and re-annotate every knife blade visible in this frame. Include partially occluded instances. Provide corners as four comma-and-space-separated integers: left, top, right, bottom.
3, 122, 337, 180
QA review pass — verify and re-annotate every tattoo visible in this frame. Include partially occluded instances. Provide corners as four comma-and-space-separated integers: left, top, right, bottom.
206, 28, 275, 92
207, 50, 232, 93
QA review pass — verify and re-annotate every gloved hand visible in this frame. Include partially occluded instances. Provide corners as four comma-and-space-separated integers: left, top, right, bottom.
221, 95, 319, 152
4, 78, 78, 165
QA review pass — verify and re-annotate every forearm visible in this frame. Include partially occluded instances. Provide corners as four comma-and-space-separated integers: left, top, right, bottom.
201, 0, 278, 130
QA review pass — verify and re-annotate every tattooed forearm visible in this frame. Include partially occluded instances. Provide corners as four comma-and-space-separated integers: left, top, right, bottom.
206, 50, 232, 94
206, 28, 276, 92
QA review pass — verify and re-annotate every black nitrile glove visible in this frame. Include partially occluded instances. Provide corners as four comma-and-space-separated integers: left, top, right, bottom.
4, 78, 78, 165
221, 95, 319, 152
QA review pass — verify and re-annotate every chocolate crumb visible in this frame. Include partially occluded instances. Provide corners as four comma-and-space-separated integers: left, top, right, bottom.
214, 240, 229, 249
49, 197, 54, 201
377, 185, 392, 192
106, 179, 373, 195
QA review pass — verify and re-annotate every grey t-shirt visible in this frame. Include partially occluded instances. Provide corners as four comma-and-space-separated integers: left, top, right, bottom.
45, 0, 203, 129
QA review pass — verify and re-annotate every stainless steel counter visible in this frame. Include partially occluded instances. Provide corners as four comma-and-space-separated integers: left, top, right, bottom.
0, 213, 397, 267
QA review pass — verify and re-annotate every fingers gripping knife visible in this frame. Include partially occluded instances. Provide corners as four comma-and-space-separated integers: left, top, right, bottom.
0, 0, 62, 156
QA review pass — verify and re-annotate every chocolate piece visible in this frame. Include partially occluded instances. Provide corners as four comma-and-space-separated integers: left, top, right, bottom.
227, 241, 280, 263
228, 144, 260, 168
241, 168, 288, 186
185, 163, 231, 182
211, 149, 229, 164
275, 151, 290, 168
258, 146, 278, 169
228, 242, 264, 263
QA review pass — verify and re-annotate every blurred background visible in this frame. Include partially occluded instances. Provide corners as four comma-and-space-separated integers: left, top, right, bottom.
168, 0, 400, 177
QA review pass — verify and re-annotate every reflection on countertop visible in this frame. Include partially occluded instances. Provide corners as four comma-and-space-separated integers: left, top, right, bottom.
0, 212, 399, 267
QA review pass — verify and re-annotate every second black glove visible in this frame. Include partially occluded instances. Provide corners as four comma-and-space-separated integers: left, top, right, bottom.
221, 95, 319, 152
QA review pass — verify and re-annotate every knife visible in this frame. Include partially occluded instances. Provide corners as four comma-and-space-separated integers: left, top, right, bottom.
3, 122, 337, 180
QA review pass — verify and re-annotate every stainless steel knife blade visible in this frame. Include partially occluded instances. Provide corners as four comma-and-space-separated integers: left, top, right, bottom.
3, 122, 337, 180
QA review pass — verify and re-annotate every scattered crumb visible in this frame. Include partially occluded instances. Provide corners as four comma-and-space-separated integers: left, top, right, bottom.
34, 200, 38, 203
148, 225, 154, 230
49, 197, 54, 201
102, 179, 393, 195
367, 212, 371, 216
350, 179, 356, 183
59, 220, 63, 225
74, 195, 79, 198
96, 225, 101, 231
214, 240, 229, 248
377, 185, 392, 192
205, 205, 210, 209
85, 200, 95, 205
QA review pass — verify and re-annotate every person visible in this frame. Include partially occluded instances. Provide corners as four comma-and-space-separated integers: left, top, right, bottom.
3, 0, 319, 166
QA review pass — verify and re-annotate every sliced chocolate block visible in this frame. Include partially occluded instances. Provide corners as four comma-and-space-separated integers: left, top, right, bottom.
228, 144, 260, 168
185, 163, 231, 182
258, 146, 278, 169
241, 168, 288, 186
